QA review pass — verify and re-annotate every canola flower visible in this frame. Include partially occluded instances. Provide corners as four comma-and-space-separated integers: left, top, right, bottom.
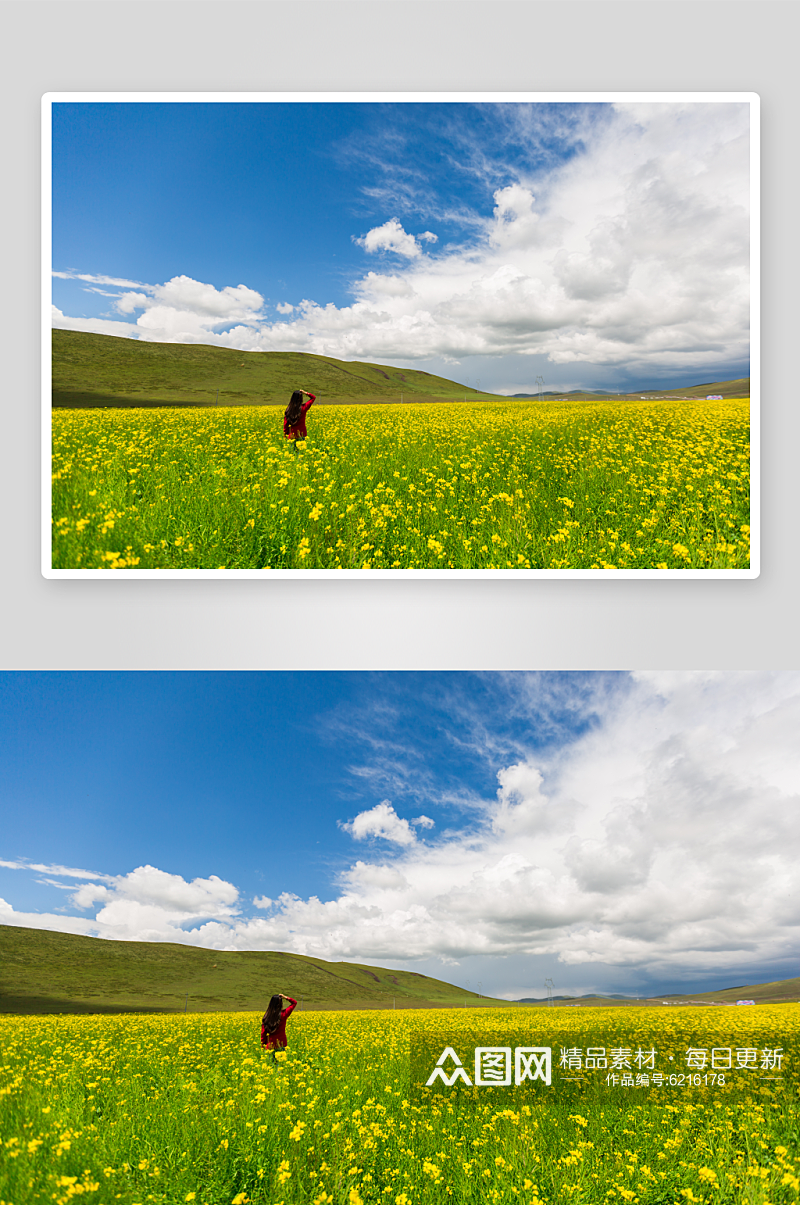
51, 398, 750, 570
0, 1005, 796, 1204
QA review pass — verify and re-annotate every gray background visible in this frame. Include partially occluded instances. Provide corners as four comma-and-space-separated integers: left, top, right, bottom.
3, 0, 795, 670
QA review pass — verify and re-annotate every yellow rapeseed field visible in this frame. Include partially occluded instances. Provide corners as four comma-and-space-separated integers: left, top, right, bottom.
50, 398, 750, 570
1, 1005, 796, 1205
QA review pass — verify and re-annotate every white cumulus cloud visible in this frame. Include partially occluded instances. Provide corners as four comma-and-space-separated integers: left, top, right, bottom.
0, 863, 242, 946
341, 801, 418, 846
355, 219, 437, 258
71, 883, 111, 909
53, 274, 265, 345
51, 305, 144, 341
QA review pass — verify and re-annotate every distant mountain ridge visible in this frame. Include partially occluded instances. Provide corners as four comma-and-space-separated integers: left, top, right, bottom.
510, 378, 750, 401
517, 975, 799, 1006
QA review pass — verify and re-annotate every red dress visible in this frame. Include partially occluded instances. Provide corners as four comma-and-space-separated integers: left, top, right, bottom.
284, 396, 315, 439
261, 998, 297, 1049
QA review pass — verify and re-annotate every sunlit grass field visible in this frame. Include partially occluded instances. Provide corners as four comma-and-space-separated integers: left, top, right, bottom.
1, 1006, 796, 1205
51, 398, 750, 571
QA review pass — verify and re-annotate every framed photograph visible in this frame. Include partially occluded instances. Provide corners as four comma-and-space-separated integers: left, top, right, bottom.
43, 93, 758, 578
3, 669, 797, 1205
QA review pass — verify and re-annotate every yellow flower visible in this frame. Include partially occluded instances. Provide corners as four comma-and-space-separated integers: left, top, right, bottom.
53, 397, 750, 570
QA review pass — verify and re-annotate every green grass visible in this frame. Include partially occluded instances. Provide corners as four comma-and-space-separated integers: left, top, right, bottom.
0, 925, 498, 1015
51, 330, 497, 409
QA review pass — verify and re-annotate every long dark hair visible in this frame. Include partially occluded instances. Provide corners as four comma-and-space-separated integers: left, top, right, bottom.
262, 994, 283, 1034
284, 391, 304, 429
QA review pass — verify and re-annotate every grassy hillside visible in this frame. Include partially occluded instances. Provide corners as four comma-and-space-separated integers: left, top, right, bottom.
629, 378, 750, 400
650, 976, 800, 1005
1, 926, 792, 1015
51, 330, 498, 409
52, 330, 750, 409
0, 924, 501, 1014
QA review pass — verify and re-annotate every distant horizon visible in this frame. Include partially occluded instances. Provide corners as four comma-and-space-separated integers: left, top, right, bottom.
51, 325, 750, 401
1, 917, 794, 1005
506, 374, 750, 397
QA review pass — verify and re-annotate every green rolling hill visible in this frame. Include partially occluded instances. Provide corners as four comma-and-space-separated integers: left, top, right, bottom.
0, 924, 501, 1014
1, 925, 793, 1015
51, 330, 497, 409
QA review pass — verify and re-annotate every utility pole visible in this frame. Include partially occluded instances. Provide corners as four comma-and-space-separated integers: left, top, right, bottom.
545, 978, 555, 1007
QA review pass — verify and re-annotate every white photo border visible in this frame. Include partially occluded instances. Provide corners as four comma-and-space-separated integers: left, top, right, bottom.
42, 91, 760, 581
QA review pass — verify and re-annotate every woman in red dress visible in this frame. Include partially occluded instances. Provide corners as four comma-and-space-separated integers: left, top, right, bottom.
283, 389, 315, 445
261, 992, 297, 1062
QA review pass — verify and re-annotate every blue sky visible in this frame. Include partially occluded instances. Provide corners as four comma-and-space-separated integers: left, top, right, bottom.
51, 99, 752, 395
2, 671, 797, 999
